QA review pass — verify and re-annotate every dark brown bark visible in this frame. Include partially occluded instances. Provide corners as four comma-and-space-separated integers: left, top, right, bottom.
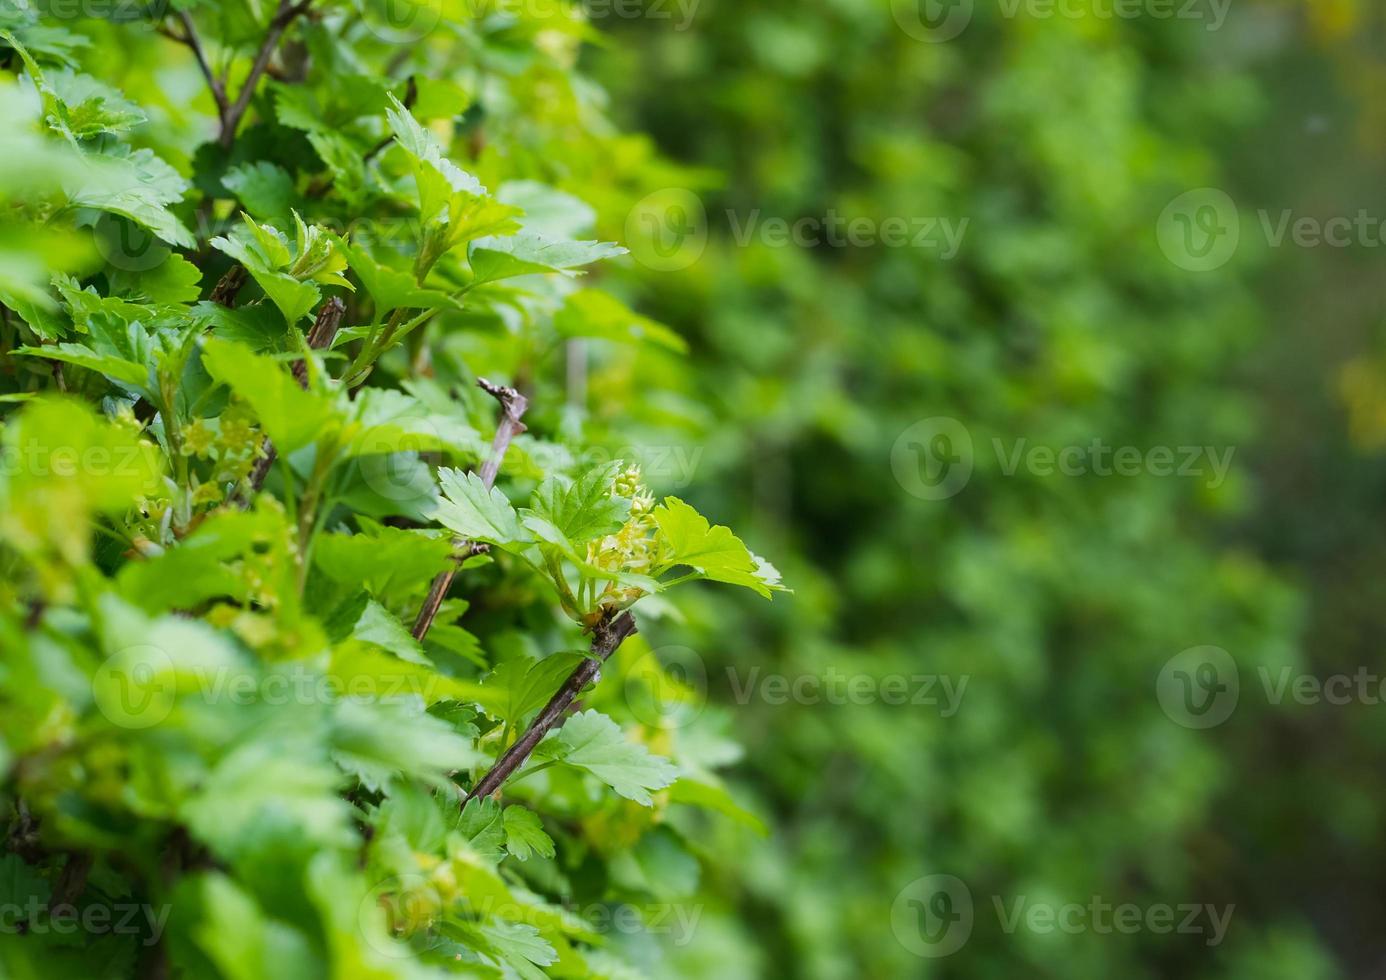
465, 610, 637, 803
210, 265, 247, 307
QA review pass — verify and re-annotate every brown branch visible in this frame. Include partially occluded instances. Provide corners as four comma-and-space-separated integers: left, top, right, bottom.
219, 0, 313, 149
465, 610, 637, 803
241, 297, 345, 502
173, 11, 228, 117
210, 265, 247, 307
52, 852, 92, 908
411, 378, 528, 641
292, 296, 345, 387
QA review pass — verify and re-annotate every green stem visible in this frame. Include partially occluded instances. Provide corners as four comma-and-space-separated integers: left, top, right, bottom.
508, 759, 559, 786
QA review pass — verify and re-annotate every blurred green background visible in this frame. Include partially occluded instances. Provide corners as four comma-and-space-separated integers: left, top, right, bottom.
580, 0, 1386, 976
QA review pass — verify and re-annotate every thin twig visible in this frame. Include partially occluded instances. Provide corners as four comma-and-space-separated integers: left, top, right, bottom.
210, 265, 247, 307
465, 609, 638, 803
292, 296, 346, 387
411, 379, 528, 641
52, 852, 92, 908
175, 11, 228, 117
241, 297, 345, 502
219, 0, 313, 149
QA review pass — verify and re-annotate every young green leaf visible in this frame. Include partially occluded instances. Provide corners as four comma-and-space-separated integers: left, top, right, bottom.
502, 806, 555, 862
433, 468, 526, 545
521, 461, 631, 552
653, 497, 782, 598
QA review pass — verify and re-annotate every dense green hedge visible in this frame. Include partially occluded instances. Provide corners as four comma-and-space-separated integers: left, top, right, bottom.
0, 3, 784, 976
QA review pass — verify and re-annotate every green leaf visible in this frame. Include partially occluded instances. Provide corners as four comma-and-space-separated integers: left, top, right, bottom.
222, 162, 296, 225
68, 147, 195, 249
556, 710, 677, 806
340, 238, 459, 316
182, 738, 355, 863
351, 600, 431, 666
433, 469, 525, 545
521, 461, 630, 552
609, 826, 699, 900
313, 523, 453, 606
326, 642, 489, 708
457, 796, 507, 862
187, 874, 318, 980
385, 95, 523, 264
465, 920, 556, 978
14, 343, 147, 388
116, 506, 286, 612
652, 497, 780, 598
346, 388, 485, 461
667, 776, 768, 835
497, 180, 596, 239
502, 806, 555, 862
117, 253, 203, 305
413, 76, 472, 120
477, 652, 588, 728
331, 696, 483, 792
45, 69, 145, 137
201, 337, 338, 454
467, 233, 627, 287
210, 214, 350, 327
0, 398, 163, 562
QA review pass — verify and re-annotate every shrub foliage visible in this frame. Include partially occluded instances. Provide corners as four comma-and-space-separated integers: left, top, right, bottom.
0, 4, 779, 976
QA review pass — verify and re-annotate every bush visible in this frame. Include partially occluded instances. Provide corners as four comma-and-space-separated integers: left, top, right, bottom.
0, 5, 779, 975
